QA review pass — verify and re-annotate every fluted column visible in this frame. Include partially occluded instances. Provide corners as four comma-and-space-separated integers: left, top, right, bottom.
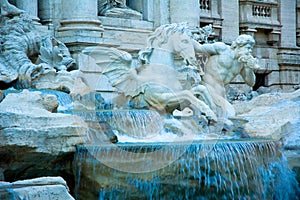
15, 0, 39, 22
57, 0, 104, 54
169, 0, 200, 29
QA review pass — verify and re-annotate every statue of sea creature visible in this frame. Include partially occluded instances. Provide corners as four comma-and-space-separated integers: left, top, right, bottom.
97, 23, 217, 122
0, 12, 89, 95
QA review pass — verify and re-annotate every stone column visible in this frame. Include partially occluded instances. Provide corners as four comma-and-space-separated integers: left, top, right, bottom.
169, 0, 200, 29
38, 0, 53, 25
57, 0, 104, 54
220, 0, 239, 43
279, 0, 297, 47
15, 0, 39, 22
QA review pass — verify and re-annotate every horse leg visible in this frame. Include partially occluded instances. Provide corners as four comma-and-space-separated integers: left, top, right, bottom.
192, 85, 216, 110
161, 90, 217, 122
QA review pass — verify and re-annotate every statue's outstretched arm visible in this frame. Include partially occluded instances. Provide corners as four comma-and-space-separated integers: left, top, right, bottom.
192, 40, 225, 55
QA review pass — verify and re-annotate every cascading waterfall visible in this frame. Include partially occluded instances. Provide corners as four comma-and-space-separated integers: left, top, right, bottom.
96, 110, 164, 138
74, 140, 300, 200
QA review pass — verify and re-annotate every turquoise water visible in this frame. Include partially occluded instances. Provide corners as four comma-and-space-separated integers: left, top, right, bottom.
74, 140, 300, 200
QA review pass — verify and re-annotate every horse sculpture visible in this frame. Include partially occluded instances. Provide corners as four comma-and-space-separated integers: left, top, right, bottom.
99, 23, 217, 122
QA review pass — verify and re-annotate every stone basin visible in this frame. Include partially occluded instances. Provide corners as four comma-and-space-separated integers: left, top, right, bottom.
74, 139, 300, 200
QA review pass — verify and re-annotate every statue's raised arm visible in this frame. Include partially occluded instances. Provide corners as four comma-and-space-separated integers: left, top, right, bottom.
193, 34, 260, 118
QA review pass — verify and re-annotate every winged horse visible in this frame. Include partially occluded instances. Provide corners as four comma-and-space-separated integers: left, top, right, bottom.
86, 23, 217, 122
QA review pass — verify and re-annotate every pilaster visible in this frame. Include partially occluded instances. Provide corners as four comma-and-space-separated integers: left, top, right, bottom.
169, 0, 200, 29
38, 0, 53, 25
152, 0, 170, 28
279, 0, 297, 48
220, 0, 239, 44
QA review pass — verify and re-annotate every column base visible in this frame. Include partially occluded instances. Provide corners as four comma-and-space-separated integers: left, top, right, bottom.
57, 19, 104, 54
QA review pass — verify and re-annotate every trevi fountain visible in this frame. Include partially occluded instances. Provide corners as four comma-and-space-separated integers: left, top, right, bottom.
0, 0, 299, 199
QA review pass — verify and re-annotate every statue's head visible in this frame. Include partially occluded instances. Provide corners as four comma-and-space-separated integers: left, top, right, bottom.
231, 35, 255, 58
231, 35, 259, 70
231, 35, 255, 51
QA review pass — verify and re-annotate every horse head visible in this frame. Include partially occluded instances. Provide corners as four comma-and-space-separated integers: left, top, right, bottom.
171, 31, 200, 69
145, 23, 202, 73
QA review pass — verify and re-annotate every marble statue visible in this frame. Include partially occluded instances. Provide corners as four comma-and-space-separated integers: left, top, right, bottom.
98, 0, 142, 20
0, 7, 90, 95
101, 23, 217, 122
84, 23, 261, 126
193, 34, 260, 118
0, 0, 24, 16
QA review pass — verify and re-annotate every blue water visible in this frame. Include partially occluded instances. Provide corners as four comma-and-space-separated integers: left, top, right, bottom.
74, 140, 300, 200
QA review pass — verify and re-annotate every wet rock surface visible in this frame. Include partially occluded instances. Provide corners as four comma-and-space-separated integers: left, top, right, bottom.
0, 177, 74, 200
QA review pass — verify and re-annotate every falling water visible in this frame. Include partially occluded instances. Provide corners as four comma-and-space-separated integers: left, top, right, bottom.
96, 110, 164, 138
70, 110, 164, 138
74, 140, 300, 200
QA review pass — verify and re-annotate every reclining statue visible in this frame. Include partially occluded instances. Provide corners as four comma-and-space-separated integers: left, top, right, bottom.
98, 0, 142, 20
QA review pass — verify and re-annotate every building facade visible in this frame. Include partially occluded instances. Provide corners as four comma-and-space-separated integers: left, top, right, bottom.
13, 0, 300, 90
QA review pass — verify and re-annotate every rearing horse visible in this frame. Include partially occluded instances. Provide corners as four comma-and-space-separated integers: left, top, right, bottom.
99, 23, 217, 122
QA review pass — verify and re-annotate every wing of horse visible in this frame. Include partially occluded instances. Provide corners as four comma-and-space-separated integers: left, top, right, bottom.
81, 46, 141, 97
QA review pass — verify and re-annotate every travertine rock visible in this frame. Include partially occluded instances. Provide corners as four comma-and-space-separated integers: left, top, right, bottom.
0, 90, 88, 154
233, 89, 300, 139
0, 177, 74, 200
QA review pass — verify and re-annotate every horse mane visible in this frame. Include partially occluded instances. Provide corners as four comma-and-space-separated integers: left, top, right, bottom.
147, 23, 193, 48
138, 23, 193, 63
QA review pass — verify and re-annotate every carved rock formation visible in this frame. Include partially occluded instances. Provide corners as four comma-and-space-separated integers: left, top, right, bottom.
0, 90, 88, 154
0, 177, 74, 200
0, 90, 89, 194
233, 89, 300, 139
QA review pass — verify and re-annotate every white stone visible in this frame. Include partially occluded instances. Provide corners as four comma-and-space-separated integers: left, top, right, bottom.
233, 89, 300, 139
0, 90, 89, 154
0, 177, 74, 200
